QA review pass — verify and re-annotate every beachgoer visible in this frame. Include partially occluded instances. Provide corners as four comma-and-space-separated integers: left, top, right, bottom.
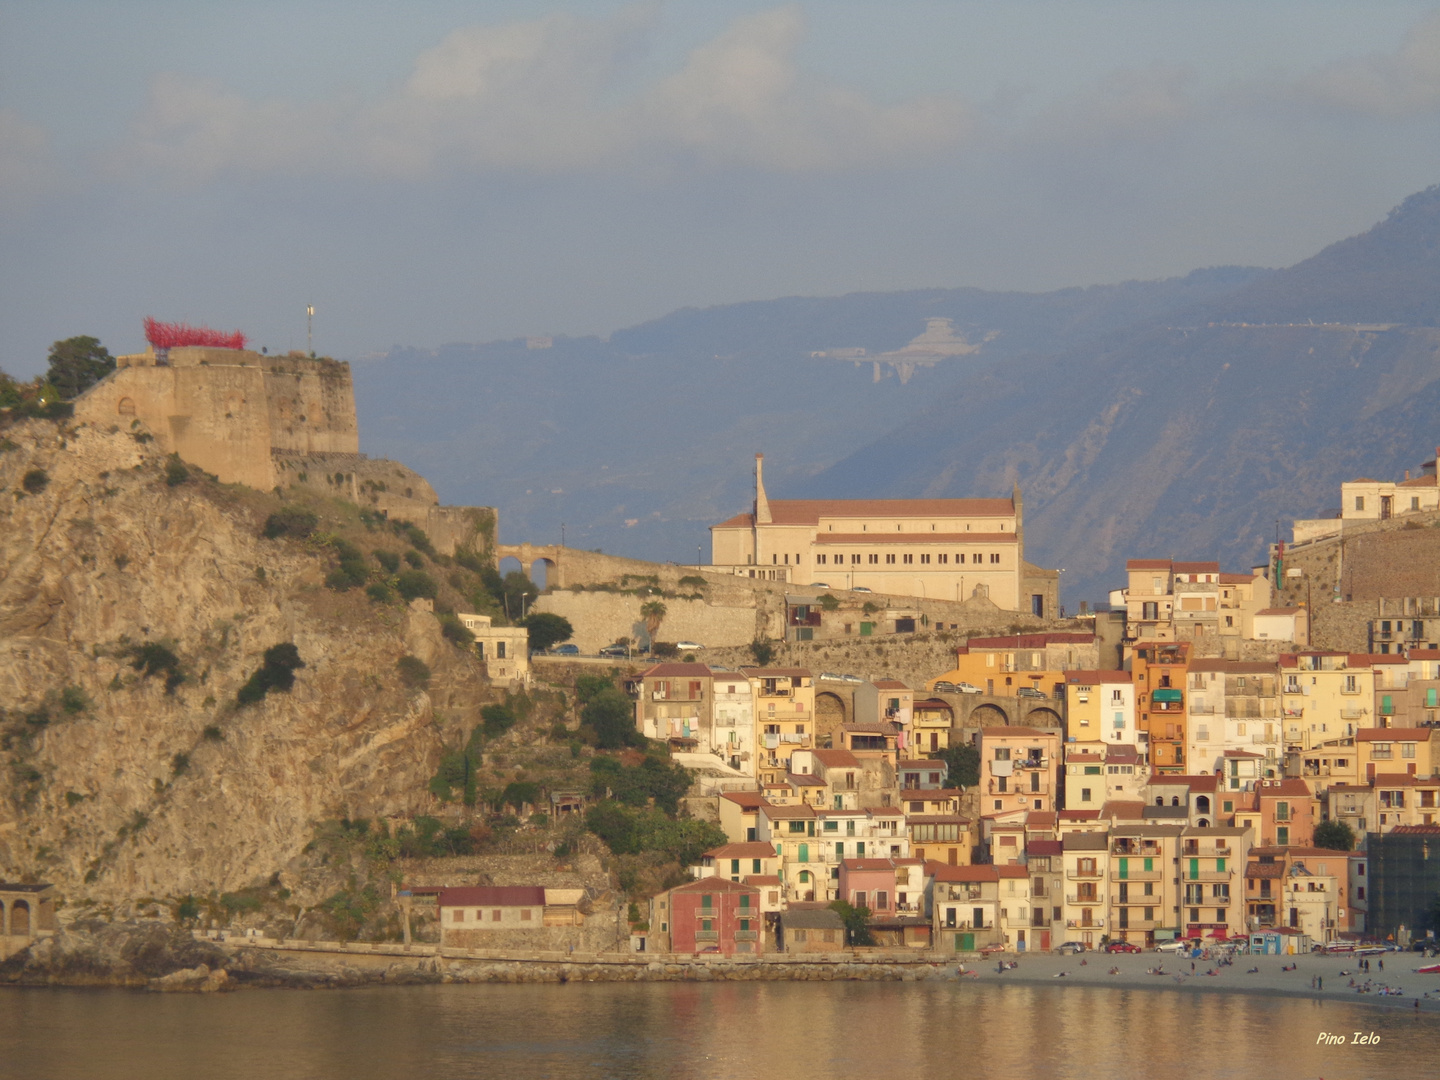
1379, 958, 1383, 971
1318, 976, 1323, 990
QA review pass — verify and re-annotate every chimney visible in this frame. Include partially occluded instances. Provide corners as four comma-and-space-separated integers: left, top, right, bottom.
755, 453, 772, 525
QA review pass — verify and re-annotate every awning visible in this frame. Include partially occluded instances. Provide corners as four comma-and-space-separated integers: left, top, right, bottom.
1152, 689, 1183, 703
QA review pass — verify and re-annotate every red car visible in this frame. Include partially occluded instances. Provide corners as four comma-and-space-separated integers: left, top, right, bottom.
1105, 941, 1142, 953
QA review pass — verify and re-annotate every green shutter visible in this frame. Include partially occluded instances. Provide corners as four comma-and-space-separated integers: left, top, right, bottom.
1189, 858, 1199, 880
1119, 857, 1129, 880
798, 843, 808, 863
1428, 688, 1438, 708
1144, 857, 1154, 872
1216, 858, 1225, 873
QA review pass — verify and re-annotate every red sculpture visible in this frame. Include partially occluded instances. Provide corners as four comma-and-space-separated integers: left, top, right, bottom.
143, 317, 248, 351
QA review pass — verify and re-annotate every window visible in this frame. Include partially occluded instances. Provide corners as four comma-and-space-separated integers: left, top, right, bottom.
1403, 743, 1417, 759
851, 554, 860, 564
939, 554, 948, 564
496, 641, 506, 659
521, 909, 532, 921
869, 553, 879, 564
454, 909, 465, 922
920, 553, 932, 564
990, 553, 1001, 564
1081, 787, 1092, 802
903, 554, 913, 564
956, 553, 965, 564
1355, 496, 1365, 511
884, 553, 895, 564
491, 910, 501, 922
817, 554, 826, 565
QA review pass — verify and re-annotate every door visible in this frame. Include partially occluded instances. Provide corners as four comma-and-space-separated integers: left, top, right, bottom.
960, 933, 974, 951
1040, 931, 1051, 951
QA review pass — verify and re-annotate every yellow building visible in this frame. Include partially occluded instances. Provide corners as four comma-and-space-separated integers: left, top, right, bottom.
1279, 652, 1375, 752
1063, 669, 1136, 746
709, 454, 1051, 610
936, 633, 1098, 700
743, 667, 815, 783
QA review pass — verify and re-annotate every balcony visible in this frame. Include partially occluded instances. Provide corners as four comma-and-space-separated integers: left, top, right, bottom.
734, 930, 757, 942
694, 931, 719, 943
1186, 870, 1232, 882
1189, 705, 1216, 715
1109, 869, 1162, 882
1066, 893, 1104, 906
1114, 918, 1162, 931
1340, 708, 1366, 720
1065, 918, 1105, 929
1111, 843, 1162, 857
1014, 758, 1050, 770
1066, 868, 1103, 880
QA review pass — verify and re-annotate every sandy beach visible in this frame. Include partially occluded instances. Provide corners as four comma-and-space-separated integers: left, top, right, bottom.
957, 949, 1440, 1012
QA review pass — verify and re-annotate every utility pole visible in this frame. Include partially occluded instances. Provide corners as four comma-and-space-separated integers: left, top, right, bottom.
307, 304, 314, 357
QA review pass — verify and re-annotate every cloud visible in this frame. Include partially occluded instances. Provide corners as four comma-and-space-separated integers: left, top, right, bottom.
1026, 64, 1195, 149
0, 110, 64, 205
106, 4, 973, 183
1289, 10, 1440, 116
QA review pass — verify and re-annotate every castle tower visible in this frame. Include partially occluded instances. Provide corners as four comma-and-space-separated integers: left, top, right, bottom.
755, 452, 773, 525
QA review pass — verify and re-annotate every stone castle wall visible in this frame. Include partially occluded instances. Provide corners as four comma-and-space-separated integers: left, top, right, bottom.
78, 347, 359, 491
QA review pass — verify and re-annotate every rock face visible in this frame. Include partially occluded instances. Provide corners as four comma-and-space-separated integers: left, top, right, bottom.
0, 416, 486, 906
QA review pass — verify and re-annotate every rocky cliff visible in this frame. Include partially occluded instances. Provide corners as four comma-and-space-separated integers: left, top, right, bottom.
0, 414, 487, 909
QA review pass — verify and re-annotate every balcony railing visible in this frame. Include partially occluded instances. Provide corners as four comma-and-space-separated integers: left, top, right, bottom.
1065, 918, 1105, 929
694, 930, 719, 942
1109, 869, 1161, 882
1113, 918, 1162, 930
1066, 893, 1103, 906
734, 930, 757, 942
1186, 870, 1232, 882
1066, 868, 1102, 880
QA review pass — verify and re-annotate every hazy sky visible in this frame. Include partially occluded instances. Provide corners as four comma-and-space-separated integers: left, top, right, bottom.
4, 1, 1440, 372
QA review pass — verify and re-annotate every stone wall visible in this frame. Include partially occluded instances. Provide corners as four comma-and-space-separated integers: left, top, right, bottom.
533, 591, 769, 653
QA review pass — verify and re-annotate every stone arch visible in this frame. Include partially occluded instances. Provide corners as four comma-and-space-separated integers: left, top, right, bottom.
967, 702, 1010, 727
530, 557, 557, 591
1196, 795, 1211, 814
1171, 796, 1181, 807
814, 692, 848, 748
498, 555, 524, 579
1025, 706, 1063, 728
1196, 818, 1210, 828
117, 397, 136, 417
10, 899, 29, 936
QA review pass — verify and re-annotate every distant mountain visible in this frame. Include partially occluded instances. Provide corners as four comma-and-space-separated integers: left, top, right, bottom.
354, 182, 1440, 608
802, 185, 1440, 602
351, 267, 1266, 569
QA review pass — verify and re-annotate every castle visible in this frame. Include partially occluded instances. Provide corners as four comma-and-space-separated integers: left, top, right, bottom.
76, 345, 493, 555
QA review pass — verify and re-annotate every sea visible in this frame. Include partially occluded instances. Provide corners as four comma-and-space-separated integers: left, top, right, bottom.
1, 981, 1434, 1080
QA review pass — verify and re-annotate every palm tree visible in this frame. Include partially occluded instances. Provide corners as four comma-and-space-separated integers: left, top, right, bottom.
640, 600, 667, 651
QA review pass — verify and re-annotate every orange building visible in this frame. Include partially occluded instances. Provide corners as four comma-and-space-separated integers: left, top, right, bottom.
1133, 640, 1191, 774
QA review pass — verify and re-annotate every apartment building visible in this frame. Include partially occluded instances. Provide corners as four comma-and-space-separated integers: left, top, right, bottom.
1279, 652, 1375, 752
1061, 832, 1110, 948
1180, 826, 1251, 942
742, 667, 815, 783
977, 726, 1062, 815
1186, 659, 1281, 778
1107, 824, 1182, 947
1063, 669, 1136, 746
1133, 640, 1191, 773
1369, 599, 1440, 654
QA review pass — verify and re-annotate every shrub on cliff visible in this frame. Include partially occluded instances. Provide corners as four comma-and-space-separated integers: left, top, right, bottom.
580, 688, 642, 750
438, 613, 474, 647
590, 753, 692, 814
164, 455, 189, 486
21, 468, 49, 494
397, 654, 430, 689
128, 642, 185, 694
584, 801, 725, 864
262, 508, 317, 540
521, 612, 573, 654
235, 643, 306, 706
372, 549, 400, 574
395, 569, 438, 602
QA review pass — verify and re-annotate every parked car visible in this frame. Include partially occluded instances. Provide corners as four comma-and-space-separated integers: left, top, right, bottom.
1105, 941, 1142, 953
840, 673, 864, 684
851, 586, 873, 593
1155, 940, 1190, 953
956, 682, 983, 694
819, 672, 844, 681
1016, 686, 1047, 699
551, 643, 580, 656
811, 582, 830, 589
674, 641, 704, 651
932, 681, 959, 693
598, 644, 628, 658
1057, 941, 1087, 954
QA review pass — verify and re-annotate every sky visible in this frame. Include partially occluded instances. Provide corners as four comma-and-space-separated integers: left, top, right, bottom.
4, 1, 1440, 372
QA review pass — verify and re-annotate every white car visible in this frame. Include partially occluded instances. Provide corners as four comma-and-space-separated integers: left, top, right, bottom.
840, 674, 864, 684
1155, 940, 1190, 953
819, 672, 845, 681
851, 586, 873, 593
674, 641, 704, 651
955, 682, 983, 694
811, 583, 830, 589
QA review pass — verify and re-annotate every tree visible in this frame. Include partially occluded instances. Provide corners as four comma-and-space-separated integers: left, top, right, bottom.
1313, 819, 1356, 851
829, 900, 875, 946
45, 336, 114, 399
522, 612, 573, 653
748, 640, 775, 667
640, 600, 667, 649
582, 688, 641, 749
939, 742, 981, 787
501, 571, 538, 620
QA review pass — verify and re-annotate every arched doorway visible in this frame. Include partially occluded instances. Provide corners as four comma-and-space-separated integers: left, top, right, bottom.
814, 692, 847, 748
1025, 706, 1063, 728
10, 900, 29, 935
967, 703, 1010, 727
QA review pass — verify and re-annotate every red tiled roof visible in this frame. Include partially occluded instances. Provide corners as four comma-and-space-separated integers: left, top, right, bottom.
438, 886, 545, 908
721, 791, 769, 809
813, 748, 861, 768
1026, 839, 1064, 856
1064, 669, 1132, 683
743, 875, 781, 885
704, 842, 777, 859
671, 878, 759, 894
842, 858, 900, 871
641, 663, 713, 678
1172, 561, 1221, 574
817, 533, 1020, 548
1357, 728, 1431, 740
1127, 559, 1172, 570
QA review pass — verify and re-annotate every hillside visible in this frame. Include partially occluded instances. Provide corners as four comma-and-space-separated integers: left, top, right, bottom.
0, 414, 494, 910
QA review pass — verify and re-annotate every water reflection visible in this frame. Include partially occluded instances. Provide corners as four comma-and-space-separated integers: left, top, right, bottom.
3, 982, 1434, 1079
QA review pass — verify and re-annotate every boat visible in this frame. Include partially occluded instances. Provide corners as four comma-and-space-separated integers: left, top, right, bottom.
1414, 963, 1440, 974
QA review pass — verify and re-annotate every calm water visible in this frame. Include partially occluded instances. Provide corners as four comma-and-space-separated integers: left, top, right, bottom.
1, 982, 1435, 1080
